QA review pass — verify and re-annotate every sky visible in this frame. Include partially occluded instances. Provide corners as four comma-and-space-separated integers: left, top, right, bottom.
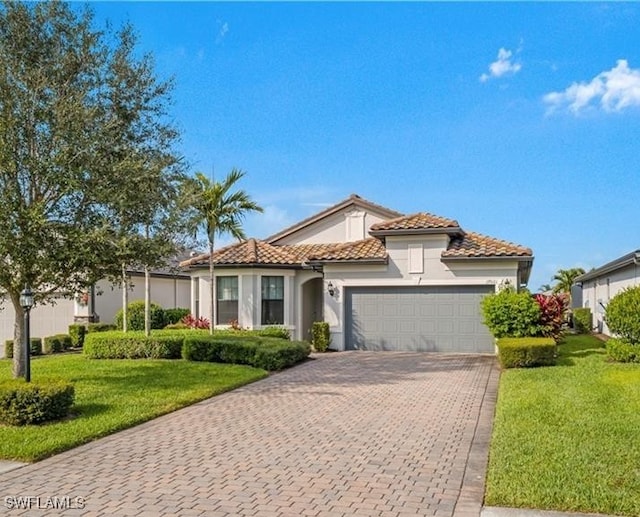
87, 1, 640, 291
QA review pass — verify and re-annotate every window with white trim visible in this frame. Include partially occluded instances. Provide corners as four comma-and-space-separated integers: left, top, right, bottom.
217, 276, 238, 325
261, 276, 284, 325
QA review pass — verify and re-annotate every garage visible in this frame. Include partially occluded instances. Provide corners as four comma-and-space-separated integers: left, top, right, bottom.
345, 285, 495, 353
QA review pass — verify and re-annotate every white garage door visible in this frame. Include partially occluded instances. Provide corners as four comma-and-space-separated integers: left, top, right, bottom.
345, 286, 494, 353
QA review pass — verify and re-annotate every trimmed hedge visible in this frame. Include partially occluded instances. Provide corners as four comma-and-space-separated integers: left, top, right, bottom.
0, 379, 75, 426
4, 340, 13, 359
87, 323, 117, 333
256, 326, 291, 340
68, 324, 87, 348
182, 334, 310, 370
605, 338, 640, 363
43, 334, 72, 354
496, 337, 557, 368
311, 322, 331, 352
573, 308, 592, 334
84, 332, 183, 359
30, 338, 43, 356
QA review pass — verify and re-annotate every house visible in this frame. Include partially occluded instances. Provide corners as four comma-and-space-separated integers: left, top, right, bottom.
574, 249, 640, 334
180, 194, 533, 352
0, 264, 190, 353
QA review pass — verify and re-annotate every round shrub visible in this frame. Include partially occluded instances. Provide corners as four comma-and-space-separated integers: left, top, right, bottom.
0, 379, 75, 426
481, 287, 543, 338
164, 308, 190, 325
605, 286, 640, 344
605, 337, 640, 363
115, 301, 166, 331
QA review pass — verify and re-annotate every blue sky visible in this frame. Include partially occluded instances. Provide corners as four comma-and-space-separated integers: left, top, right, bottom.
89, 2, 640, 291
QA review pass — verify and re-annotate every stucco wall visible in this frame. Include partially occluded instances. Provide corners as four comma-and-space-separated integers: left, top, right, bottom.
0, 295, 75, 354
322, 235, 520, 350
95, 275, 191, 325
580, 262, 639, 335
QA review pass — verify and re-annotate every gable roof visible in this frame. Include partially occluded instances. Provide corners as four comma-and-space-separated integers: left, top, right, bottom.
179, 194, 533, 274
574, 249, 640, 283
265, 193, 402, 244
369, 212, 462, 236
442, 231, 533, 259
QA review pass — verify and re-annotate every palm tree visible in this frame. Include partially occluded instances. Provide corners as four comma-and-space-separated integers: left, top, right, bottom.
538, 283, 553, 293
187, 169, 263, 334
551, 267, 586, 305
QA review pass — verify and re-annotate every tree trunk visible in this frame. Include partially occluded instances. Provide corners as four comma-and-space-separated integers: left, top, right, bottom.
209, 238, 214, 335
144, 265, 151, 337
9, 290, 25, 379
121, 264, 128, 332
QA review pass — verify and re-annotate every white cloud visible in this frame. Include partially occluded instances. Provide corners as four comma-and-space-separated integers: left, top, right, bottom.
216, 21, 229, 44
544, 59, 640, 115
480, 48, 522, 82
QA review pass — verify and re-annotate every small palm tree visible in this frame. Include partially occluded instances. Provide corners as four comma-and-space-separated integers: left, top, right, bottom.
551, 267, 586, 305
187, 169, 263, 334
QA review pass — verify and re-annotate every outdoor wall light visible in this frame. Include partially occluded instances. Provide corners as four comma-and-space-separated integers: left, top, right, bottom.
20, 285, 34, 383
327, 282, 336, 297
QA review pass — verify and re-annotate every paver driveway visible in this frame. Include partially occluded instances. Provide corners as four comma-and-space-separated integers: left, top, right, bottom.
0, 352, 498, 517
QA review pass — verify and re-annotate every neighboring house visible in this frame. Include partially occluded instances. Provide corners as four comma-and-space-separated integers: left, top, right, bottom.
0, 264, 190, 352
180, 194, 534, 352
575, 249, 640, 335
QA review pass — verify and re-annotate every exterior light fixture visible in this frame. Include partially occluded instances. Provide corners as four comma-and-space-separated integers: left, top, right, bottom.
327, 282, 336, 297
20, 285, 34, 383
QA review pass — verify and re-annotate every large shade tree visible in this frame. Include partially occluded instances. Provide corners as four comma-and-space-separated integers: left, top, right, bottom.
0, 1, 184, 377
186, 170, 262, 334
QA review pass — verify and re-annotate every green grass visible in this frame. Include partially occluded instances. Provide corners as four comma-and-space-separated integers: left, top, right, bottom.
485, 334, 640, 516
0, 353, 268, 462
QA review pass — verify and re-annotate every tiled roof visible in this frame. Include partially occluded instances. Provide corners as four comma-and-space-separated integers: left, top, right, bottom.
266, 194, 402, 244
442, 232, 532, 258
307, 238, 387, 262
370, 212, 461, 233
180, 238, 387, 267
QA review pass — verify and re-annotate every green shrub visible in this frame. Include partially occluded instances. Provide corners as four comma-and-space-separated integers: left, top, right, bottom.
256, 326, 291, 340
68, 324, 87, 348
4, 340, 13, 359
182, 336, 225, 362
43, 335, 63, 354
182, 334, 309, 370
5, 338, 43, 357
164, 308, 191, 325
253, 341, 311, 370
164, 322, 189, 330
87, 323, 117, 333
605, 286, 640, 343
573, 308, 592, 334
481, 286, 543, 338
83, 332, 183, 359
115, 300, 166, 331
605, 337, 640, 363
0, 379, 75, 426
30, 338, 42, 356
496, 337, 557, 368
310, 322, 331, 352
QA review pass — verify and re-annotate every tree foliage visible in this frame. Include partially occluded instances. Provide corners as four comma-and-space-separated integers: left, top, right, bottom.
184, 169, 263, 334
605, 286, 640, 344
0, 1, 183, 377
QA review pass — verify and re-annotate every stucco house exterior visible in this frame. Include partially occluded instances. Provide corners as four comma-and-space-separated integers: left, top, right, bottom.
575, 249, 640, 335
180, 194, 534, 353
0, 267, 190, 352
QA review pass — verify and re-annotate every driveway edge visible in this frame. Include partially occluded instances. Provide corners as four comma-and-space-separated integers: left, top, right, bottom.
454, 359, 500, 517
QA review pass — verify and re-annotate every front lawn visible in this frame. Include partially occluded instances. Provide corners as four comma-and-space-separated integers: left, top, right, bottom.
485, 334, 640, 516
0, 354, 267, 462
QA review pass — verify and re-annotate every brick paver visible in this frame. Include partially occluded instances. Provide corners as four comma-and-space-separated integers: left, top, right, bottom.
0, 352, 498, 516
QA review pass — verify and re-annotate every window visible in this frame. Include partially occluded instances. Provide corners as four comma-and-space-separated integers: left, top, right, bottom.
217, 276, 238, 325
261, 276, 284, 325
